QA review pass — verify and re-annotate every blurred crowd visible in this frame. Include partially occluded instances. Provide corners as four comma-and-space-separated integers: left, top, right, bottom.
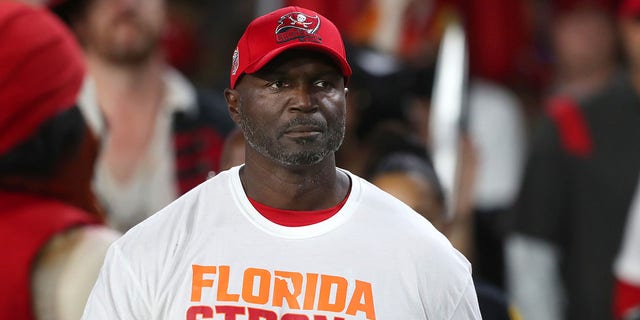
2, 0, 640, 319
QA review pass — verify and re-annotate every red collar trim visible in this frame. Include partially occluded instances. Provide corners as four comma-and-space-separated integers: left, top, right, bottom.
248, 192, 350, 227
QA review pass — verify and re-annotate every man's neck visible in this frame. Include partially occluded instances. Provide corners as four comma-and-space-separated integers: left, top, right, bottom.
85, 52, 168, 184
555, 63, 615, 98
239, 153, 350, 212
86, 52, 166, 111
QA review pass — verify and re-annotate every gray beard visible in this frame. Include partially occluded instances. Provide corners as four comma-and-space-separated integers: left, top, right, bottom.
239, 113, 345, 167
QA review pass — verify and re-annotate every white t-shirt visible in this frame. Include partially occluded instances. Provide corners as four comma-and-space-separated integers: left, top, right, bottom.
82, 166, 481, 319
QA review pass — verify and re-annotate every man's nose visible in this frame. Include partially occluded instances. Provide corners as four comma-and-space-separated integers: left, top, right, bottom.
289, 85, 318, 113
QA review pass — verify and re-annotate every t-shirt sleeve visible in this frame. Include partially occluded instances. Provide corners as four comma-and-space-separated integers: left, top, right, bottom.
448, 277, 483, 319
414, 226, 483, 319
510, 114, 568, 244
81, 243, 151, 319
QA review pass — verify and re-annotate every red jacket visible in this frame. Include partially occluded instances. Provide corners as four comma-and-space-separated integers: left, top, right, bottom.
0, 191, 98, 320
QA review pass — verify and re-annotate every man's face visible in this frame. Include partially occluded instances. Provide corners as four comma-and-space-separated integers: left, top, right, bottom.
552, 8, 615, 74
77, 0, 166, 64
227, 50, 348, 167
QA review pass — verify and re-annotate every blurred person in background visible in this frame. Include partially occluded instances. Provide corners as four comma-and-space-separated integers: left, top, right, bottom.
506, 1, 640, 319
218, 127, 246, 171
465, 78, 527, 290
0, 2, 120, 319
49, 0, 235, 232
336, 44, 418, 176
546, 0, 619, 100
400, 54, 527, 291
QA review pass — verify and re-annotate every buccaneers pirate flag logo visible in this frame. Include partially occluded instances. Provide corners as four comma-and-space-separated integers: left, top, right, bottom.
275, 12, 322, 44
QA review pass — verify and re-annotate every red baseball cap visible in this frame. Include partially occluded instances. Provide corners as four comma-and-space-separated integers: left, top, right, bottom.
619, 0, 640, 18
230, 6, 352, 89
0, 1, 85, 155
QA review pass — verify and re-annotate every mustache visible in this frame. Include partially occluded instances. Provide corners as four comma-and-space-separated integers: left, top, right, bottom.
278, 117, 328, 137
280, 117, 327, 133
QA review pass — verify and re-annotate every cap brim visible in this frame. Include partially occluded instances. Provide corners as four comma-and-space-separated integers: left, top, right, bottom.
243, 41, 352, 81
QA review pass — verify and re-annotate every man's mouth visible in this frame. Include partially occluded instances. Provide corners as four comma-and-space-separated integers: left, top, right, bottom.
283, 125, 323, 138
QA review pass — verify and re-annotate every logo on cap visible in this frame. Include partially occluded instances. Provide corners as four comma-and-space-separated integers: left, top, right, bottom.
275, 12, 321, 44
231, 48, 240, 75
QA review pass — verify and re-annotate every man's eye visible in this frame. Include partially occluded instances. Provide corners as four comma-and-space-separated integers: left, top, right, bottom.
268, 80, 287, 89
314, 80, 330, 88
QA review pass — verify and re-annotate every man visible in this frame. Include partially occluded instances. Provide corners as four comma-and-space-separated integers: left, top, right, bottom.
81, 6, 481, 319
506, 0, 640, 319
0, 2, 120, 319
50, 0, 235, 232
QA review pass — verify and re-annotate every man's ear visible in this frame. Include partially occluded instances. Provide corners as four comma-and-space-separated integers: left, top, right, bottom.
224, 88, 241, 125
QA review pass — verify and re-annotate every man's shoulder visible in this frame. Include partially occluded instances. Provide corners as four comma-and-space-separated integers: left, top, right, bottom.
577, 73, 637, 115
352, 173, 427, 216
349, 173, 452, 245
